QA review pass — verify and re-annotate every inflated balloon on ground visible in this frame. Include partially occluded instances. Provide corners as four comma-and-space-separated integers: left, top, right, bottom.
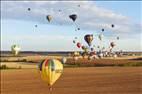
11, 44, 21, 56
61, 57, 67, 64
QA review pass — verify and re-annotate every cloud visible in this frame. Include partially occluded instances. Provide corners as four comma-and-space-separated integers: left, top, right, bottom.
1, 1, 141, 34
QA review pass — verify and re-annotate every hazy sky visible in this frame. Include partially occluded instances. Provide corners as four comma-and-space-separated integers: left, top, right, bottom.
1, 1, 142, 51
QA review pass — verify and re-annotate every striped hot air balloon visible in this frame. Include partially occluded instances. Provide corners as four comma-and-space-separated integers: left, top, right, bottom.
39, 59, 63, 89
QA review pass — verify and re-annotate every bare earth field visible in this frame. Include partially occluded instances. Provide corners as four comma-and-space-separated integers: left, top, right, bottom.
1, 67, 142, 94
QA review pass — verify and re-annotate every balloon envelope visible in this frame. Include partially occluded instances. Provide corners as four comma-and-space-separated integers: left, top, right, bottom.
77, 42, 81, 48
35, 25, 38, 27
41, 59, 63, 86
110, 42, 115, 48
27, 8, 31, 11
117, 37, 119, 40
11, 45, 20, 56
91, 48, 94, 51
102, 29, 104, 32
69, 14, 77, 22
39, 60, 45, 71
84, 34, 93, 46
46, 15, 52, 22
81, 46, 86, 50
111, 24, 114, 28
73, 40, 76, 43
98, 34, 103, 41
61, 57, 67, 64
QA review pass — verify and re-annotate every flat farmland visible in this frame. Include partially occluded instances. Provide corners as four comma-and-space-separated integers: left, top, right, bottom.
1, 67, 142, 94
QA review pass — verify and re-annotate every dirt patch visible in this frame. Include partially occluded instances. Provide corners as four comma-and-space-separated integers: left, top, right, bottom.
1, 67, 142, 94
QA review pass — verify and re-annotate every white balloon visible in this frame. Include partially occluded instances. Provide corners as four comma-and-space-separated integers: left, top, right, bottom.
11, 45, 21, 56
61, 57, 67, 64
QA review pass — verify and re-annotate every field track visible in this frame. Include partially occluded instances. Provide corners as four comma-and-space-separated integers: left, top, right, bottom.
1, 67, 142, 94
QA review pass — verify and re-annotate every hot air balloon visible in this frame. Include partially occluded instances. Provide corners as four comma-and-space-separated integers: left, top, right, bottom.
75, 37, 77, 39
102, 47, 105, 50
111, 24, 114, 28
58, 9, 62, 12
98, 34, 103, 41
73, 40, 76, 44
117, 37, 119, 40
40, 59, 63, 90
69, 14, 77, 22
46, 15, 52, 22
91, 48, 94, 51
84, 34, 93, 46
110, 42, 115, 48
11, 44, 21, 56
81, 46, 86, 50
81, 46, 88, 53
77, 42, 81, 48
97, 46, 100, 48
75, 27, 80, 31
78, 5, 80, 7
102, 28, 104, 32
35, 25, 38, 28
27, 8, 31, 11
77, 28, 80, 30
61, 57, 67, 64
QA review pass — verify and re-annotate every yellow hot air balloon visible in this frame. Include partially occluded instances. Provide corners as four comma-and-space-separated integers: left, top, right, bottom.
40, 59, 63, 89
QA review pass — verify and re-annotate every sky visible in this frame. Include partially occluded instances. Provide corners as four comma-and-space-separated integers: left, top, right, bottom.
1, 1, 142, 51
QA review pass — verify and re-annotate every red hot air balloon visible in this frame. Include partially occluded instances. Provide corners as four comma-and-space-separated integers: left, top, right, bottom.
77, 42, 81, 48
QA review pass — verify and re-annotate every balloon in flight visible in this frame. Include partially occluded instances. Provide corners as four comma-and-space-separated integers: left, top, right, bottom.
35, 25, 38, 28
81, 46, 86, 50
102, 28, 104, 32
46, 15, 52, 22
117, 37, 119, 40
84, 34, 93, 46
40, 59, 63, 87
27, 8, 31, 11
75, 37, 77, 39
77, 42, 81, 48
98, 34, 103, 41
110, 42, 115, 48
69, 14, 77, 22
73, 40, 76, 44
111, 24, 114, 28
77, 28, 80, 30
